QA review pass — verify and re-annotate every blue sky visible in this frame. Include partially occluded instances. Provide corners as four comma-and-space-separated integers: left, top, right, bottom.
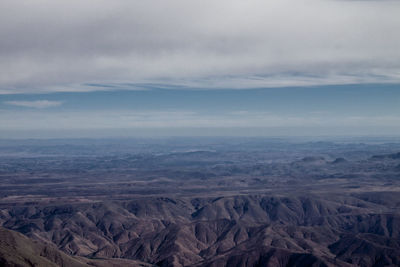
1, 83, 400, 138
1, 84, 399, 115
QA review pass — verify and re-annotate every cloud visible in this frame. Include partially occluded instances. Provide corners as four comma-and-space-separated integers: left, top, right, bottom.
0, 109, 399, 130
1, 0, 400, 94
4, 100, 63, 108
1, 107, 399, 137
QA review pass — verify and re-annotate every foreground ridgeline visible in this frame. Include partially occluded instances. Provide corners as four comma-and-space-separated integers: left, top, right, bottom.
0, 226, 153, 267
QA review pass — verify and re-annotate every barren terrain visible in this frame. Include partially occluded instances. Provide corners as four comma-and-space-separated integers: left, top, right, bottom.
1, 138, 400, 266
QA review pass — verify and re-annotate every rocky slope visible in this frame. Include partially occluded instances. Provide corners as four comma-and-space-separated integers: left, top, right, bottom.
0, 226, 155, 267
2, 193, 400, 266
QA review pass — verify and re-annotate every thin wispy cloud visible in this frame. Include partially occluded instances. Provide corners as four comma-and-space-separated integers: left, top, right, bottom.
1, 110, 399, 130
4, 100, 63, 108
1, 0, 400, 93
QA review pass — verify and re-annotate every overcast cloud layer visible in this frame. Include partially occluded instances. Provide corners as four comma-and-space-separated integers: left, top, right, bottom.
1, 0, 400, 94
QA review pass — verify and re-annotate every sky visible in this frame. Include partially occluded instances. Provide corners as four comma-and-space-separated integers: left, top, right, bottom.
1, 0, 400, 138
